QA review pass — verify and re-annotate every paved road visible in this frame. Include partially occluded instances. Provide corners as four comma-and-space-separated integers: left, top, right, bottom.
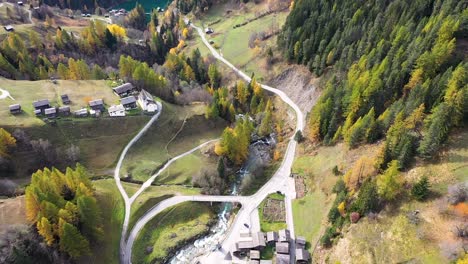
125, 195, 249, 262
192, 24, 304, 263
114, 102, 162, 260
122, 25, 305, 264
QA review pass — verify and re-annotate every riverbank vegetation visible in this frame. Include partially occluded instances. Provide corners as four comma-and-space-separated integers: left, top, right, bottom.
132, 202, 216, 264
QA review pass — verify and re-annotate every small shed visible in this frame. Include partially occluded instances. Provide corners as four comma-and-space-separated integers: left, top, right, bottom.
121, 96, 137, 109
113, 83, 134, 97
205, 27, 214, 34
17, 1, 24, 5
58, 106, 71, 116
4, 25, 14, 32
89, 99, 104, 110
266, 231, 278, 244
9, 104, 21, 114
44, 107, 57, 118
278, 229, 291, 242
275, 242, 289, 254
275, 253, 290, 264
295, 248, 310, 263
74, 108, 88, 117
250, 250, 260, 260
61, 94, 71, 104
108, 104, 126, 117
34, 109, 42, 116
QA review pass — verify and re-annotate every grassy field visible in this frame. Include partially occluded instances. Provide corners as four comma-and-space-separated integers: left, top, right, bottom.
0, 78, 120, 126
81, 179, 125, 264
128, 184, 201, 229
0, 78, 150, 179
258, 193, 287, 232
328, 212, 445, 264
185, 2, 290, 81
292, 141, 381, 246
120, 102, 226, 182
132, 202, 216, 263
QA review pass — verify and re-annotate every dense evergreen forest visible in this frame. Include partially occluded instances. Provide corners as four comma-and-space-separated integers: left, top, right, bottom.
280, 0, 467, 169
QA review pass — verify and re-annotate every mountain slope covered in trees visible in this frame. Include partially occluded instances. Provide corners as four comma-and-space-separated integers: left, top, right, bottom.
280, 0, 467, 169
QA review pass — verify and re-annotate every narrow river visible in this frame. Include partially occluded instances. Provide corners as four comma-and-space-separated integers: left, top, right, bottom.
169, 136, 276, 263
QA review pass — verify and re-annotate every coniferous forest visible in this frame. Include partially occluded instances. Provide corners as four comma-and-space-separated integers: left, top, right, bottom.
279, 0, 467, 170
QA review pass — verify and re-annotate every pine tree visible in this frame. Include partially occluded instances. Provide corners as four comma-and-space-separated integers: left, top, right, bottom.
59, 222, 91, 258
411, 176, 430, 201
377, 160, 403, 201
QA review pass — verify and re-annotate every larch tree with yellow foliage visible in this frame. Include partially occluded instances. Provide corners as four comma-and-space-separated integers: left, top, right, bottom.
25, 164, 103, 259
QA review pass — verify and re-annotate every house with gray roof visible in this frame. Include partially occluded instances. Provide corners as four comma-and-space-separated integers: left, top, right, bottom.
32, 99, 50, 113
266, 231, 278, 244
296, 248, 311, 263
276, 253, 290, 264
252, 232, 266, 249
279, 229, 291, 242
58, 106, 71, 116
9, 104, 21, 114
120, 96, 137, 109
113, 83, 134, 97
89, 99, 104, 111
44, 107, 57, 118
275, 242, 289, 254
250, 250, 260, 260
74, 108, 88, 117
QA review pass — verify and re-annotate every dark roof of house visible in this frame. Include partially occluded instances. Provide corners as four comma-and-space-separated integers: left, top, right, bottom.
275, 253, 290, 264
138, 89, 155, 103
45, 107, 56, 115
121, 96, 136, 105
33, 99, 50, 108
9, 104, 21, 110
275, 242, 289, 254
295, 248, 310, 261
89, 99, 104, 107
58, 106, 70, 112
113, 83, 134, 94
61, 94, 70, 100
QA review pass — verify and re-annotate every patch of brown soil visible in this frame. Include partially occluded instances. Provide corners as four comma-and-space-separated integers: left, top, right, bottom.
270, 64, 321, 115
0, 196, 27, 232
263, 198, 285, 222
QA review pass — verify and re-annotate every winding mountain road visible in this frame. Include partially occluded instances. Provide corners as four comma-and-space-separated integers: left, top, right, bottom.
121, 25, 305, 263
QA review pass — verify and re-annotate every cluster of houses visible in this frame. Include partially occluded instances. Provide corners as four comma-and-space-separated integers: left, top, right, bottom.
108, 8, 128, 17
109, 83, 158, 117
8, 83, 158, 119
232, 229, 310, 264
